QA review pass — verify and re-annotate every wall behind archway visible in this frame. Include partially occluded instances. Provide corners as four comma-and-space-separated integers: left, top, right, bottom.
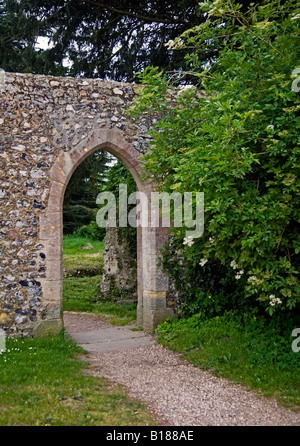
0, 70, 175, 336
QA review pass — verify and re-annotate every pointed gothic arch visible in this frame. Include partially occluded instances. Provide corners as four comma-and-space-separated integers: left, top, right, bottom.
39, 126, 174, 334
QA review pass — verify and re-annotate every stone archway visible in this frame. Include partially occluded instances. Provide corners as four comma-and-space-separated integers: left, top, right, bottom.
39, 127, 174, 334
0, 70, 175, 336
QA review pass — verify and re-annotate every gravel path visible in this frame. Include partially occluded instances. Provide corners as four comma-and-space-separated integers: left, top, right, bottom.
64, 312, 300, 426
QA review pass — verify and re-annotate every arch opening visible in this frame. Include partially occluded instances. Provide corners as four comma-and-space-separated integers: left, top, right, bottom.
62, 151, 138, 322
39, 128, 175, 334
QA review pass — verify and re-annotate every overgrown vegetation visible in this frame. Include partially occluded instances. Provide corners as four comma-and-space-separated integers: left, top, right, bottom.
126, 0, 300, 410
0, 333, 156, 425
130, 0, 300, 318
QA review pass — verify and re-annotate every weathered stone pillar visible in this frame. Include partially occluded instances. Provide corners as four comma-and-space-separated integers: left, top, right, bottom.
141, 225, 175, 331
36, 209, 64, 336
136, 225, 144, 326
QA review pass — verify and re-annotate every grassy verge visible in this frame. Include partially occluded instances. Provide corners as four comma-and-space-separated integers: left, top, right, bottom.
63, 235, 137, 325
156, 311, 300, 411
0, 333, 156, 426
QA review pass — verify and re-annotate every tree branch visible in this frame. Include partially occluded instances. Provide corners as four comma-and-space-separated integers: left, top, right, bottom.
79, 0, 187, 25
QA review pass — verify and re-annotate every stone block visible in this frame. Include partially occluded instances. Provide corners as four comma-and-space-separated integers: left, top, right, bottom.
45, 258, 63, 281
142, 290, 176, 331
32, 318, 63, 337
50, 152, 73, 185
39, 212, 62, 241
43, 239, 63, 260
40, 279, 63, 304
47, 181, 65, 213
142, 269, 168, 291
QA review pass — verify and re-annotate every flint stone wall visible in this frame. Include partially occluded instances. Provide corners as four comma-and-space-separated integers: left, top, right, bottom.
0, 70, 175, 337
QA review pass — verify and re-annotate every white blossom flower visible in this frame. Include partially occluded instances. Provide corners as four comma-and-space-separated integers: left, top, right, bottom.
266, 125, 274, 130
291, 13, 300, 20
183, 236, 194, 247
269, 295, 282, 306
165, 39, 174, 49
178, 85, 195, 96
199, 258, 208, 267
235, 269, 244, 279
179, 85, 194, 92
165, 38, 184, 50
230, 260, 238, 270
209, 237, 215, 244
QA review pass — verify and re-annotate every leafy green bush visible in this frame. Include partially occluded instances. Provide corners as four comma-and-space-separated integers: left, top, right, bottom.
161, 240, 248, 317
74, 217, 106, 241
130, 0, 300, 317
156, 310, 300, 369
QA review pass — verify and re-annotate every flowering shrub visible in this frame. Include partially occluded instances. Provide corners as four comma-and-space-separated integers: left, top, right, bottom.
130, 0, 300, 316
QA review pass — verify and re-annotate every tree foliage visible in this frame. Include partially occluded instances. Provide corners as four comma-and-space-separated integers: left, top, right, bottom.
129, 0, 300, 316
0, 0, 68, 75
1, 0, 263, 81
0, 0, 202, 80
63, 150, 110, 236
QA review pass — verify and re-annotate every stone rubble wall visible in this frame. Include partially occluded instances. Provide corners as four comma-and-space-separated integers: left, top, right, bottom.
100, 227, 137, 301
0, 69, 162, 336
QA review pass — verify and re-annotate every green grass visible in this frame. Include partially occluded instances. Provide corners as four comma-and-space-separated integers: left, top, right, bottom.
63, 275, 102, 313
0, 234, 147, 425
0, 333, 156, 426
63, 275, 137, 325
63, 235, 105, 255
156, 311, 300, 411
63, 235, 104, 276
63, 235, 137, 325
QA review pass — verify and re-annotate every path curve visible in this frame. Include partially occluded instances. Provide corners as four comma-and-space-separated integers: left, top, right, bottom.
64, 311, 300, 426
